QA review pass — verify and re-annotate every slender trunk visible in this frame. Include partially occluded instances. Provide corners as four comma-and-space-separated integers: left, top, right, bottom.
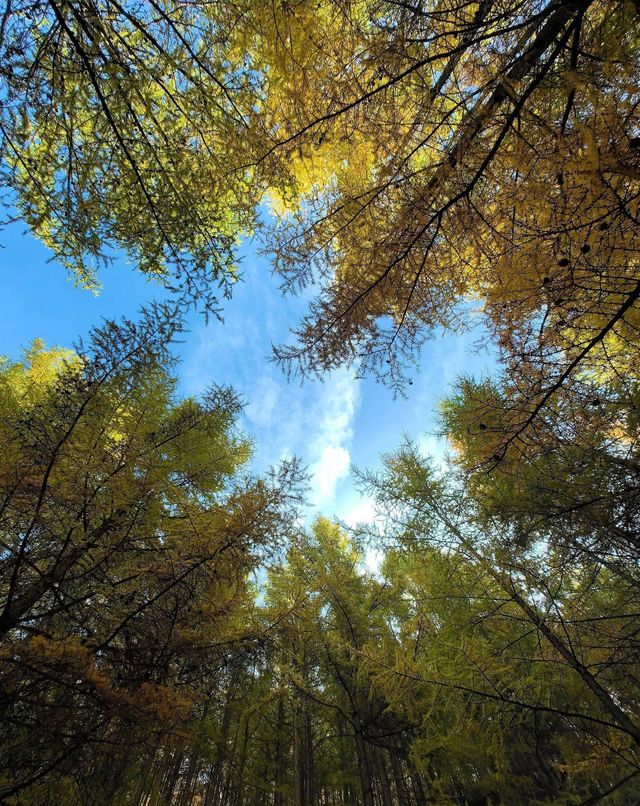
410, 772, 427, 806
306, 703, 314, 805
207, 683, 235, 805
134, 740, 160, 805
203, 763, 216, 806
293, 698, 314, 805
389, 751, 410, 806
147, 744, 172, 806
162, 749, 184, 804
179, 752, 201, 806
353, 728, 375, 806
274, 696, 287, 806
337, 717, 355, 806
373, 749, 394, 806
233, 718, 250, 806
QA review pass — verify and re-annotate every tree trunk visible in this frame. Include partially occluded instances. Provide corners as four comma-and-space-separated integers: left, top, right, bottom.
353, 729, 375, 806
134, 740, 160, 805
161, 749, 184, 804
233, 718, 250, 806
206, 683, 235, 805
389, 751, 410, 806
179, 751, 200, 806
373, 749, 394, 806
410, 772, 428, 806
274, 696, 287, 806
294, 698, 314, 805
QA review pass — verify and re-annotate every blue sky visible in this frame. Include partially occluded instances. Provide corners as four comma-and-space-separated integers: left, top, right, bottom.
1, 222, 495, 527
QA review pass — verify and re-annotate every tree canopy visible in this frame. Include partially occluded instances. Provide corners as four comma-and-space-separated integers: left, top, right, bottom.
1, 0, 640, 803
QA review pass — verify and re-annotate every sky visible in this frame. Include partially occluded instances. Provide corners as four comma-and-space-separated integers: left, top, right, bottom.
0, 221, 496, 528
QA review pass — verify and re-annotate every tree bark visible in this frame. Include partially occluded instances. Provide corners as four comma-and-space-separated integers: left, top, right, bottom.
353, 728, 375, 806
274, 695, 287, 806
294, 697, 315, 805
389, 751, 410, 806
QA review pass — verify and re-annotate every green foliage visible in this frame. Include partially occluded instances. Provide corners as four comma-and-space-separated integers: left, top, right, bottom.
0, 0, 263, 311
0, 308, 301, 803
1, 2, 640, 804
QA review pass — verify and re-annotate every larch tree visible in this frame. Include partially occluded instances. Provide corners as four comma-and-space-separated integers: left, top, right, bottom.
1, 2, 640, 804
248, 1, 640, 429
0, 306, 302, 804
0, 0, 270, 311
356, 440, 640, 801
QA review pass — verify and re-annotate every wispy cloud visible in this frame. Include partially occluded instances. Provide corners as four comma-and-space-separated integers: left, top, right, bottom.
179, 248, 492, 528
183, 284, 361, 513
307, 367, 360, 508
309, 445, 351, 506
342, 495, 377, 528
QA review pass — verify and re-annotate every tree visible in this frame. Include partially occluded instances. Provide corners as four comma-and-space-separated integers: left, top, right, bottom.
3, 3, 640, 802
5, 1, 640, 413
260, 520, 439, 806
0, 0, 267, 311
357, 440, 640, 801
250, 0, 640, 419
0, 306, 302, 803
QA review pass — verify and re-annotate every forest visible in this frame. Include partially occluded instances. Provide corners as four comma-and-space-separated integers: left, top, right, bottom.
0, 0, 640, 803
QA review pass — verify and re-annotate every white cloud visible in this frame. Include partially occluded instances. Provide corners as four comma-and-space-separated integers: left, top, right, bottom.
342, 495, 377, 528
309, 445, 351, 506
183, 312, 361, 511
364, 547, 384, 574
307, 367, 360, 508
311, 368, 358, 449
341, 495, 385, 575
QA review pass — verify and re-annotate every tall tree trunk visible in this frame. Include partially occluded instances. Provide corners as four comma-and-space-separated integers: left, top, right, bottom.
233, 718, 250, 806
389, 751, 410, 806
179, 751, 201, 806
353, 728, 375, 806
293, 697, 314, 805
206, 683, 235, 805
337, 716, 356, 806
410, 772, 428, 806
373, 749, 393, 806
274, 695, 287, 806
305, 703, 314, 805
203, 763, 217, 806
161, 749, 184, 804
134, 739, 160, 805
147, 743, 172, 806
